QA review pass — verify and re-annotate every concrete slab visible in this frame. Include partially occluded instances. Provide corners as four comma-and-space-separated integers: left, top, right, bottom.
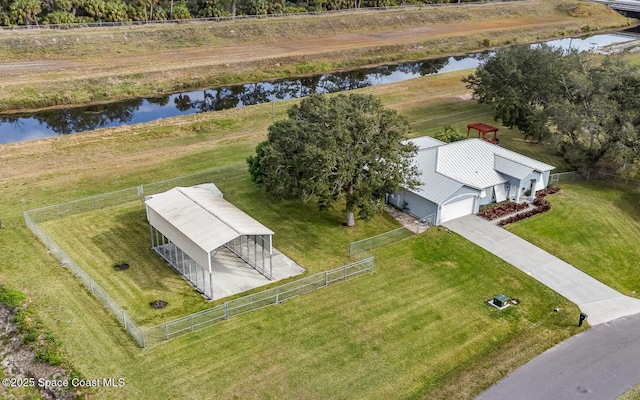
208, 247, 305, 300
157, 244, 305, 301
443, 215, 640, 325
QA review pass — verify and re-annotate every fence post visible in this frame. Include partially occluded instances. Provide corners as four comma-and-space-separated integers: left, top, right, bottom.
325, 271, 329, 287
224, 302, 229, 319
276, 288, 279, 303
165, 323, 169, 340
190, 315, 194, 332
122, 310, 127, 329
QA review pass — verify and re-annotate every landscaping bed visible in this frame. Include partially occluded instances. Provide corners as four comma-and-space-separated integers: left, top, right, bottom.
478, 202, 529, 220
498, 187, 560, 226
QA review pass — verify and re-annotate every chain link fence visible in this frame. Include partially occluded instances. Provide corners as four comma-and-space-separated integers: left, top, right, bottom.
590, 170, 640, 191
143, 257, 374, 345
23, 164, 378, 347
550, 171, 639, 191
0, 2, 514, 31
23, 211, 146, 346
349, 226, 414, 258
549, 171, 586, 185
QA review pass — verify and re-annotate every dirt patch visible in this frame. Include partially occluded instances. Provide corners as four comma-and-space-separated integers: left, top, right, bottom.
0, 305, 77, 400
150, 300, 167, 309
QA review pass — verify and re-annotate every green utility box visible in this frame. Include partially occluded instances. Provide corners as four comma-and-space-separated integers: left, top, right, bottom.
492, 294, 510, 308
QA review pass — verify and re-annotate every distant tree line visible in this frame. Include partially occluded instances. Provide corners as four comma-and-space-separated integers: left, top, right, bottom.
0, 0, 478, 26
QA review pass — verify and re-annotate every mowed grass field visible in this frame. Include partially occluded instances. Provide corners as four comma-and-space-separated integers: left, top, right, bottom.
507, 182, 640, 297
37, 169, 401, 326
0, 69, 611, 399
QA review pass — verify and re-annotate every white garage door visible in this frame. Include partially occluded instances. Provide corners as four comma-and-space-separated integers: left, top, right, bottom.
440, 197, 475, 223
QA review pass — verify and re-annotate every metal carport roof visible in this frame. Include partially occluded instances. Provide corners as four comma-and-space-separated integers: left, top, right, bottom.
145, 186, 274, 258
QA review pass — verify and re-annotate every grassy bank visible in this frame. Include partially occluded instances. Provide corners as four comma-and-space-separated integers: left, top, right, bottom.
506, 182, 640, 297
0, 0, 633, 112
0, 69, 588, 398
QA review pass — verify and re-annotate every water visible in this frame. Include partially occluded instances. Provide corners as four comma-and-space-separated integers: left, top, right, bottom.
1, 31, 638, 144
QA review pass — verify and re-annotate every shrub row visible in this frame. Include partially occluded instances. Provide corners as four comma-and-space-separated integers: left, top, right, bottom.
478, 201, 529, 220
498, 203, 551, 226
498, 186, 560, 226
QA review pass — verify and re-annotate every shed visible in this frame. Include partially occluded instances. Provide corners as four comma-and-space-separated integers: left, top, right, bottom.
145, 184, 275, 300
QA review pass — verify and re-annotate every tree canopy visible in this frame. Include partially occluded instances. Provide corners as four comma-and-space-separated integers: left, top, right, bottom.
0, 0, 482, 26
247, 93, 420, 227
464, 45, 640, 177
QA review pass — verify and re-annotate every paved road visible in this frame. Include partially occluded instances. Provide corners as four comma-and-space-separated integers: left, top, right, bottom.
443, 215, 640, 325
477, 313, 640, 400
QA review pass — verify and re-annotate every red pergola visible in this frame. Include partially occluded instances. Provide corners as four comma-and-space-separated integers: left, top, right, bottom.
467, 122, 499, 144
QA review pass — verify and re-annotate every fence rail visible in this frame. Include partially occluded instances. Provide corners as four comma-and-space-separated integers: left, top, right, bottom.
0, 1, 517, 31
143, 257, 374, 345
349, 226, 414, 258
23, 165, 378, 347
550, 170, 640, 190
23, 211, 147, 347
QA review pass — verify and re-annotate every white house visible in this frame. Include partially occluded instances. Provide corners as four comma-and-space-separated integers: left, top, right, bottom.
388, 136, 555, 225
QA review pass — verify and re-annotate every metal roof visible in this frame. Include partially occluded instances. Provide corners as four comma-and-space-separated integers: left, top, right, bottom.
408, 137, 555, 203
145, 186, 273, 256
408, 147, 465, 204
407, 136, 446, 151
435, 139, 555, 189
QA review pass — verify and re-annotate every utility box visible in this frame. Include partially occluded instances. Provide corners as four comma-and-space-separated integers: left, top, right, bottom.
492, 294, 510, 309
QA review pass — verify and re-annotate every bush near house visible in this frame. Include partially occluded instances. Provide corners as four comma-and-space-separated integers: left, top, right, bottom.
498, 187, 560, 226
478, 202, 529, 220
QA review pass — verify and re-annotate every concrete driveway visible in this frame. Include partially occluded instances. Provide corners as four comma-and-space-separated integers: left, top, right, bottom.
443, 215, 640, 326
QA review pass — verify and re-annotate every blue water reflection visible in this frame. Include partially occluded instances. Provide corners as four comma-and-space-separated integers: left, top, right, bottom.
0, 32, 636, 144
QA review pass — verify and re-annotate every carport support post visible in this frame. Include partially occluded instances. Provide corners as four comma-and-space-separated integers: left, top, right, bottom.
269, 235, 273, 279
208, 252, 214, 300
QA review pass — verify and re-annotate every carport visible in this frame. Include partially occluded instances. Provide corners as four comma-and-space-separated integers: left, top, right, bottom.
145, 184, 301, 300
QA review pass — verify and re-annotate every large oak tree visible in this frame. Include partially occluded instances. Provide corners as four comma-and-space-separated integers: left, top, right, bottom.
247, 93, 420, 227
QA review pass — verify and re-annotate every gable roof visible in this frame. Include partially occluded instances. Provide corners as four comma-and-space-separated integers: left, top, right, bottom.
407, 147, 465, 204
145, 185, 273, 255
409, 137, 555, 203
408, 136, 446, 151
435, 139, 554, 189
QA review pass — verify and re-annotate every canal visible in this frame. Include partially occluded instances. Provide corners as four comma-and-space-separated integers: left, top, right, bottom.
1, 29, 638, 144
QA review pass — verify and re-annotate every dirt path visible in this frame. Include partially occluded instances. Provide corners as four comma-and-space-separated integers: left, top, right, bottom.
0, 1, 631, 111
0, 17, 570, 86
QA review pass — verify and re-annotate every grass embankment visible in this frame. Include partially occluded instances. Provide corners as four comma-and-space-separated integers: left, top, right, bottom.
0, 0, 633, 112
507, 183, 640, 297
0, 71, 589, 399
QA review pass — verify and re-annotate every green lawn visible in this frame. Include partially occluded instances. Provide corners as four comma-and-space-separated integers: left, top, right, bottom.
111, 229, 580, 400
24, 170, 584, 399
37, 170, 401, 326
0, 69, 602, 399
507, 182, 640, 297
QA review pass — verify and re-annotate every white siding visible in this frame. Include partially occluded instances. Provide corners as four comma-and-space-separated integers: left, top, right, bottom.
494, 184, 507, 202
147, 207, 210, 268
